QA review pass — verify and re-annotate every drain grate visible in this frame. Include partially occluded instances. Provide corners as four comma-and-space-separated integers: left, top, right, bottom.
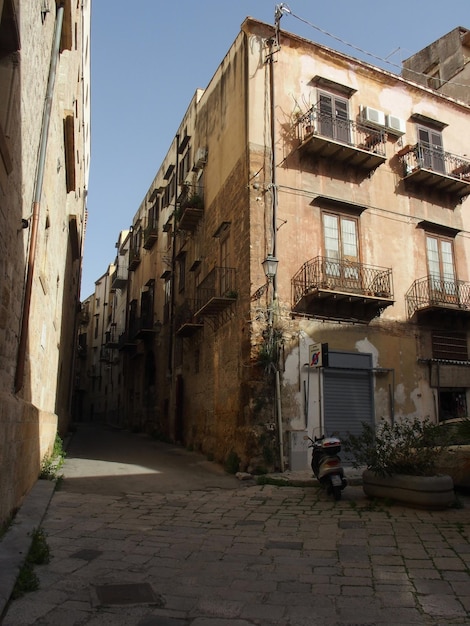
71, 549, 102, 561
265, 540, 303, 550
92, 582, 162, 607
339, 520, 366, 529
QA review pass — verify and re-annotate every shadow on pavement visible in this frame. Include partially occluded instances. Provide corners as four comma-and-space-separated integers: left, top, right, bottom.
61, 422, 242, 495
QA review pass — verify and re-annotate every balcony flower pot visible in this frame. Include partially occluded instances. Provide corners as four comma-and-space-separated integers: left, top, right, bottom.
344, 417, 455, 509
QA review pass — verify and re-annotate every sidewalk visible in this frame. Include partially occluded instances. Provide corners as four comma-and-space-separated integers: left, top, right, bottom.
0, 480, 56, 616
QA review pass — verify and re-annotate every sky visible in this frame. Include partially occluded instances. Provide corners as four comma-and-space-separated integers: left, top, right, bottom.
82, 0, 470, 298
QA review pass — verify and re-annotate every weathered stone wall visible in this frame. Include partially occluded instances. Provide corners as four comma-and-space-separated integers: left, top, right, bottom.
0, 0, 90, 525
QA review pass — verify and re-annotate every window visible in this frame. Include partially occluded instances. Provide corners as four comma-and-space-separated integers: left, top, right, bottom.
163, 278, 171, 324
439, 390, 467, 421
318, 92, 350, 144
0, 0, 20, 59
0, 0, 20, 179
177, 253, 186, 293
63, 114, 76, 192
220, 233, 232, 294
148, 202, 158, 229
178, 145, 192, 182
432, 331, 468, 361
424, 62, 441, 89
417, 125, 445, 173
132, 227, 142, 256
323, 212, 359, 283
426, 234, 456, 297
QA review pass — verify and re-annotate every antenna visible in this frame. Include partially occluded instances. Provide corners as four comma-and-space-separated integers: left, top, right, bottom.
274, 3, 291, 47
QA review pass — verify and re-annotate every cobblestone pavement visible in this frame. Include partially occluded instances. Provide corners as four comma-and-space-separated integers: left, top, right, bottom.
2, 427, 470, 626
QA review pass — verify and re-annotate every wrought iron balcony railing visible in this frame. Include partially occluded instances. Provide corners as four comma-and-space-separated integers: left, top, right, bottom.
195, 266, 237, 316
398, 142, 470, 199
292, 256, 393, 322
128, 248, 141, 271
105, 326, 119, 348
405, 275, 470, 319
295, 106, 387, 171
176, 184, 204, 231
111, 264, 128, 289
143, 223, 158, 250
175, 299, 204, 337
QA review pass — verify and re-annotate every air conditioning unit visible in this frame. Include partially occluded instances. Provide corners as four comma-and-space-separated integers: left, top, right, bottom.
193, 147, 207, 170
360, 106, 385, 127
385, 114, 406, 135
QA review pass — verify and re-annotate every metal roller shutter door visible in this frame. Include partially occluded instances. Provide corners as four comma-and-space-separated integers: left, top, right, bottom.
323, 368, 374, 440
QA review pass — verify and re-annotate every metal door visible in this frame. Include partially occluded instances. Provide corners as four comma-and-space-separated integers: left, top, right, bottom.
322, 351, 374, 445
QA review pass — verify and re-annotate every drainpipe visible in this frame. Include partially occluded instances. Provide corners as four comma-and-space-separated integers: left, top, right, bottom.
168, 135, 180, 439
15, 4, 65, 393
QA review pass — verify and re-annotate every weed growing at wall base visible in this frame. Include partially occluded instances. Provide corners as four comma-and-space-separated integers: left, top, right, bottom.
39, 434, 66, 480
11, 528, 50, 599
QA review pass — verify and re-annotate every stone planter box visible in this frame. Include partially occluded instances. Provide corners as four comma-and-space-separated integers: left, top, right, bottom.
362, 470, 455, 509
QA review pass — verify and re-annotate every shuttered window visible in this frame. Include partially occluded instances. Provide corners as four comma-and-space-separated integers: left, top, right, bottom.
432, 331, 468, 361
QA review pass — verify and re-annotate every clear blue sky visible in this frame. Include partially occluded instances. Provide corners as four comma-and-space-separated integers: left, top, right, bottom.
82, 0, 470, 298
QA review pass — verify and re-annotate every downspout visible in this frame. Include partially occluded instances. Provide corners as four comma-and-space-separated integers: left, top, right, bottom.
15, 4, 65, 393
168, 135, 180, 438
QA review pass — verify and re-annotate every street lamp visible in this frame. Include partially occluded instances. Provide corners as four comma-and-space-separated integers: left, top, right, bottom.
261, 252, 284, 473
262, 254, 278, 282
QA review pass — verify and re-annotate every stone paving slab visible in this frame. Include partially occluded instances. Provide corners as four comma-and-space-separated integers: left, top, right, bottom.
2, 480, 470, 625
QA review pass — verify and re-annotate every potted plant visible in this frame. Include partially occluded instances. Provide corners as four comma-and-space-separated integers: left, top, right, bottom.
344, 418, 455, 509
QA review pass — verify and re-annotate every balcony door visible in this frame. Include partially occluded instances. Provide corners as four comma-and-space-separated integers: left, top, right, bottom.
318, 92, 350, 144
418, 126, 445, 173
426, 235, 456, 301
323, 213, 359, 288
219, 234, 231, 295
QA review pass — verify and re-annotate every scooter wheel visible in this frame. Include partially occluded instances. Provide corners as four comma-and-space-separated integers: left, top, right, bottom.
332, 486, 342, 501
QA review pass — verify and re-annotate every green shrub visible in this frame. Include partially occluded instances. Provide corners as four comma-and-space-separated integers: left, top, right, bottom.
12, 528, 50, 599
39, 434, 65, 480
224, 450, 241, 474
344, 417, 450, 478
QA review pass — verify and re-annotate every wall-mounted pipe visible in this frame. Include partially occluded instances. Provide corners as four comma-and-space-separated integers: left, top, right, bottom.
15, 4, 65, 393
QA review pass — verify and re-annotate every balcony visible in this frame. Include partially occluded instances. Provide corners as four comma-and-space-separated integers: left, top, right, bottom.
99, 346, 112, 363
175, 299, 204, 337
177, 186, 204, 232
292, 256, 394, 323
296, 107, 387, 172
406, 275, 470, 321
105, 326, 119, 349
118, 331, 138, 351
111, 264, 128, 289
134, 314, 160, 339
143, 224, 158, 250
195, 267, 237, 317
128, 249, 141, 271
398, 143, 470, 199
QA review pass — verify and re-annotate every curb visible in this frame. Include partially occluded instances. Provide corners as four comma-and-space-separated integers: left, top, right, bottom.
0, 479, 56, 617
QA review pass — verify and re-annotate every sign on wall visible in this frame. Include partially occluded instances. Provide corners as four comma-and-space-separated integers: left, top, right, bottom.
309, 342, 328, 368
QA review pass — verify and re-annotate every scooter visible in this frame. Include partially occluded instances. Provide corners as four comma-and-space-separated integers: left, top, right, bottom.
308, 434, 347, 500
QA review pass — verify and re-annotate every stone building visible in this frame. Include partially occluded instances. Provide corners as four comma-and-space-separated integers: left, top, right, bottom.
402, 27, 470, 103
81, 17, 470, 473
0, 0, 91, 524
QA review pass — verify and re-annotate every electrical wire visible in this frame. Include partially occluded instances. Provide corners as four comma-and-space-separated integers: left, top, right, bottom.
282, 8, 470, 91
